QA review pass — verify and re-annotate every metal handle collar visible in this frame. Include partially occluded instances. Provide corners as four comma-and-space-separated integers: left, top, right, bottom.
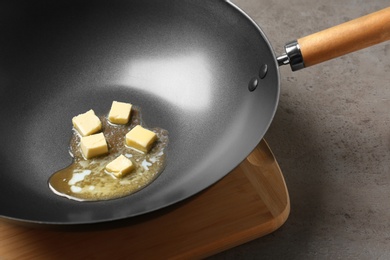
277, 40, 305, 71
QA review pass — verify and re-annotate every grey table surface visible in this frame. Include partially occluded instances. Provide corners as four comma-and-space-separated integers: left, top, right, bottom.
211, 0, 390, 259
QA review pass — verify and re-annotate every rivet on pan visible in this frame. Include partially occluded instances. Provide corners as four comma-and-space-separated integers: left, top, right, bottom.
248, 76, 259, 92
259, 64, 268, 79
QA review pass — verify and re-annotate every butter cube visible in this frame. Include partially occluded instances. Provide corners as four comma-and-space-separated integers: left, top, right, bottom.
108, 101, 132, 124
125, 125, 157, 153
105, 155, 135, 178
72, 109, 102, 136
80, 133, 108, 159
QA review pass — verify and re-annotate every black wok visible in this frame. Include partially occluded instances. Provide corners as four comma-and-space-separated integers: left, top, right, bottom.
1, 0, 389, 224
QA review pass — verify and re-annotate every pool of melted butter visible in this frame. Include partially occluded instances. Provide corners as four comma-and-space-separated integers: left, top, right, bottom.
48, 107, 168, 201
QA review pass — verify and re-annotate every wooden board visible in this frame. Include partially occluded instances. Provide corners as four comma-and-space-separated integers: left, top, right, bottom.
0, 139, 290, 259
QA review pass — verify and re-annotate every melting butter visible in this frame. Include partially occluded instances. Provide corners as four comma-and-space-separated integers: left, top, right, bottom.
48, 107, 168, 201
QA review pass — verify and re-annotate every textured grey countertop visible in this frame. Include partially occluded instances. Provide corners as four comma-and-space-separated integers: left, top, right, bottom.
212, 0, 390, 259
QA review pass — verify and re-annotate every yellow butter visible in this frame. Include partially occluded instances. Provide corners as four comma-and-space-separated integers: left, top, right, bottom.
108, 101, 132, 125
72, 109, 102, 136
105, 154, 134, 178
126, 125, 157, 153
80, 133, 108, 159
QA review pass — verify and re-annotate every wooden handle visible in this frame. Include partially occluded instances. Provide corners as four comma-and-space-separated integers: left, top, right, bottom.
298, 7, 390, 67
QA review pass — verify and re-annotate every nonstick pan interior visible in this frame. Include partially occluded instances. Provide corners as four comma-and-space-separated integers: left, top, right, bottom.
0, 0, 279, 224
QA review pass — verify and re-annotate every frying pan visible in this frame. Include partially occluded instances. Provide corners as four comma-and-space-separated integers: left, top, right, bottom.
1, 0, 389, 225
